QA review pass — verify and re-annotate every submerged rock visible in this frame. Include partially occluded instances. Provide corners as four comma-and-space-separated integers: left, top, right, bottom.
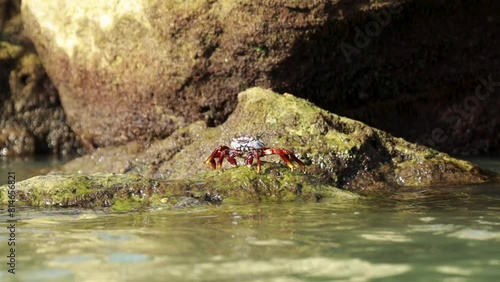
2, 88, 495, 209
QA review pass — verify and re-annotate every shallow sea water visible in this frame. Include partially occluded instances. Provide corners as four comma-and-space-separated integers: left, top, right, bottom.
1, 157, 500, 282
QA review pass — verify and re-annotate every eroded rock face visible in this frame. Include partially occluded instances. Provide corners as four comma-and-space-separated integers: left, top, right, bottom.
61, 87, 494, 192
20, 0, 499, 155
0, 0, 83, 157
21, 0, 334, 148
0, 48, 83, 157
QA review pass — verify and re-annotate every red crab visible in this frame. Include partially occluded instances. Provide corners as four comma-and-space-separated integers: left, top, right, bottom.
205, 136, 305, 173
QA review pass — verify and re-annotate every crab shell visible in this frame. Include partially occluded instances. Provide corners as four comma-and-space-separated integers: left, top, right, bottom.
230, 136, 265, 151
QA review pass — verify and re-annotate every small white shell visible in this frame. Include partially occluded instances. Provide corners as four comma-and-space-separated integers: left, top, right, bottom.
231, 136, 265, 151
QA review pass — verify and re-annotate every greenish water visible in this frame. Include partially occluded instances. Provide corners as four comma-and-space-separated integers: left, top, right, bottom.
0, 156, 72, 186
1, 157, 500, 281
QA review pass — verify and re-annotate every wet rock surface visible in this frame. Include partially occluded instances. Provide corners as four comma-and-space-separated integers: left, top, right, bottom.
0, 169, 357, 210
2, 87, 496, 209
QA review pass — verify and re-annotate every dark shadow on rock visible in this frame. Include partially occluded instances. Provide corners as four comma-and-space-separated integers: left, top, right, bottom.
269, 0, 500, 156
336, 131, 394, 192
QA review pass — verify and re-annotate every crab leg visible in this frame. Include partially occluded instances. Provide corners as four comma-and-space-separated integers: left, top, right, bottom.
278, 152, 295, 170
245, 153, 262, 173
263, 148, 304, 171
205, 146, 230, 170
227, 155, 237, 166
205, 153, 217, 169
254, 152, 262, 173
207, 158, 217, 170
245, 155, 254, 167
286, 151, 305, 169
216, 153, 224, 169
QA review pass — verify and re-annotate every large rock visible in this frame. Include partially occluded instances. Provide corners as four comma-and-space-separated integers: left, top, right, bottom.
2, 87, 496, 209
270, 0, 500, 155
21, 0, 336, 148
0, 0, 83, 157
19, 0, 500, 155
60, 88, 494, 192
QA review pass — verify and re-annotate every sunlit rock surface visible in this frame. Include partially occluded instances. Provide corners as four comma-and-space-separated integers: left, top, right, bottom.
21, 0, 500, 155
21, 0, 340, 148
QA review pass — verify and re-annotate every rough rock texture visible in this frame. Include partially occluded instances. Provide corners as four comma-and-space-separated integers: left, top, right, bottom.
21, 0, 340, 148
21, 0, 499, 155
273, 0, 500, 156
2, 88, 496, 209
60, 88, 494, 193
0, 0, 83, 157
0, 170, 357, 210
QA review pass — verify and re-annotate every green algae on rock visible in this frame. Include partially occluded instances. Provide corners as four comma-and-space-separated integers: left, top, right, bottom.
0, 169, 357, 210
60, 87, 493, 193
4, 87, 495, 210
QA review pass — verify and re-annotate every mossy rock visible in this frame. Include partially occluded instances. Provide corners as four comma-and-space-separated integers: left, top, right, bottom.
3, 87, 496, 210
0, 168, 357, 210
60, 87, 495, 192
